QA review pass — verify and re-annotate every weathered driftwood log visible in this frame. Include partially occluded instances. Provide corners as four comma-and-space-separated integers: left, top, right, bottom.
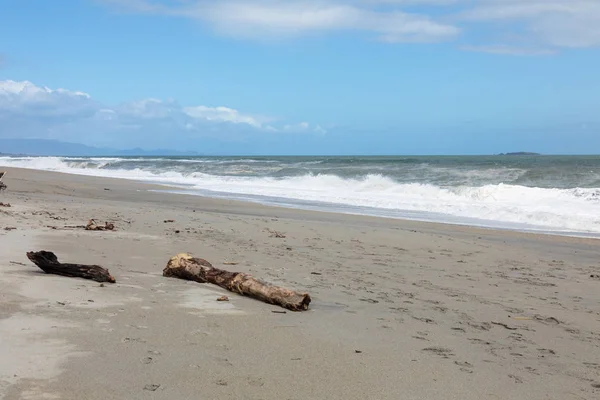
26, 251, 116, 283
164, 253, 311, 311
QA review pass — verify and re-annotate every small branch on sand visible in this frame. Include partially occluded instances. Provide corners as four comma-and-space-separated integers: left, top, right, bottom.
31, 211, 66, 220
163, 253, 311, 311
9, 261, 27, 266
86, 219, 115, 231
491, 321, 518, 330
26, 251, 116, 283
47, 224, 87, 230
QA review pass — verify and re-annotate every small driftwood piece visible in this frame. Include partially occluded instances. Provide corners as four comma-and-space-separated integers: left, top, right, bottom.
0, 171, 6, 191
26, 251, 116, 283
86, 219, 115, 231
164, 253, 311, 311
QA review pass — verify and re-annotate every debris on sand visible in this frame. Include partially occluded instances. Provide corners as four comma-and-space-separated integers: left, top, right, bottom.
86, 219, 115, 231
265, 228, 286, 238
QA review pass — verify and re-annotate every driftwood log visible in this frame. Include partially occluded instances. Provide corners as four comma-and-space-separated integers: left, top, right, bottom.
164, 253, 311, 311
26, 251, 116, 283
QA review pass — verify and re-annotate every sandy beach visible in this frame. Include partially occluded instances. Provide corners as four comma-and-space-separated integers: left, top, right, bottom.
1, 167, 599, 400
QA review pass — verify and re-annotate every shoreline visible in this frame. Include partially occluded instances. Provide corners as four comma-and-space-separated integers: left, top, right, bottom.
1, 167, 600, 399
3, 165, 600, 240
157, 188, 600, 240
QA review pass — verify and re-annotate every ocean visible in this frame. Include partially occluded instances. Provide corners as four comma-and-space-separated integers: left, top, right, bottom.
2, 155, 600, 237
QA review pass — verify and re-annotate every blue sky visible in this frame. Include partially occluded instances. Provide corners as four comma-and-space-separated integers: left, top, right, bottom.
1, 0, 599, 155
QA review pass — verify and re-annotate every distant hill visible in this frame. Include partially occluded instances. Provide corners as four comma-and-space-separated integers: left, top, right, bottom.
0, 139, 199, 157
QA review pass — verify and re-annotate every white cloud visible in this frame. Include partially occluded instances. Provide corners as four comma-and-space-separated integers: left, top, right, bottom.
183, 105, 264, 127
0, 80, 94, 117
103, 0, 460, 43
101, 0, 600, 52
0, 80, 323, 147
459, 0, 600, 49
0, 80, 90, 99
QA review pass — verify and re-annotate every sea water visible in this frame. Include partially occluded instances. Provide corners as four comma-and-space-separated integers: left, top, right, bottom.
2, 155, 600, 236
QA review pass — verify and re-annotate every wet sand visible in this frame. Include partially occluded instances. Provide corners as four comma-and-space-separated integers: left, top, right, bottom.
1, 167, 600, 399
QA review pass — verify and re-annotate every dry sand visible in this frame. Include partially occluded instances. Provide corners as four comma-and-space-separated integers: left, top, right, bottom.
1, 167, 599, 400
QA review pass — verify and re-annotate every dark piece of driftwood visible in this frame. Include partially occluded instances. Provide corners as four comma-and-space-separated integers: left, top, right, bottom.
0, 171, 6, 191
164, 253, 311, 311
86, 219, 115, 231
26, 251, 116, 283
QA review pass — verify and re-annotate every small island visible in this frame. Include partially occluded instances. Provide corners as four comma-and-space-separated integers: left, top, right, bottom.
497, 152, 541, 156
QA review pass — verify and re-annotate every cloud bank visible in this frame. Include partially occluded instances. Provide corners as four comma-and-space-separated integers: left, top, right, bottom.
0, 80, 324, 150
101, 0, 600, 53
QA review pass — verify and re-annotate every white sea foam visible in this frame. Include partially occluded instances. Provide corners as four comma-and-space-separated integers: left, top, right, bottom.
2, 156, 600, 235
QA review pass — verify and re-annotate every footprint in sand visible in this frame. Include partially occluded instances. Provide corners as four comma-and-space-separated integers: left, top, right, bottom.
422, 347, 454, 359
412, 335, 429, 341
122, 337, 147, 343
454, 361, 474, 373
508, 374, 524, 384
584, 362, 600, 370
412, 316, 436, 324
537, 348, 556, 356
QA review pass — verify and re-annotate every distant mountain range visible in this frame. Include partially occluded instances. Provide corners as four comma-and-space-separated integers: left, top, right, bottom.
0, 139, 200, 157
